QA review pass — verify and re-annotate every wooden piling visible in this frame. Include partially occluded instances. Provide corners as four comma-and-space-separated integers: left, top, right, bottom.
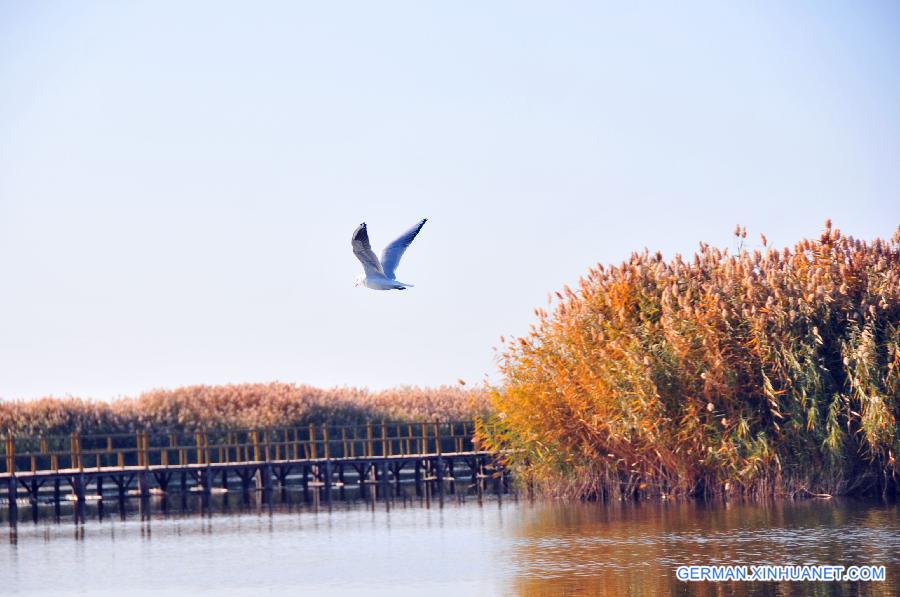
138, 471, 151, 499
4, 435, 14, 475
445, 458, 455, 495
378, 460, 389, 499
73, 474, 86, 524
116, 475, 127, 508
195, 432, 204, 465
256, 465, 272, 493
414, 460, 422, 497
435, 455, 444, 496
53, 478, 61, 520
30, 479, 39, 523
323, 461, 332, 502
72, 432, 83, 472
6, 475, 17, 527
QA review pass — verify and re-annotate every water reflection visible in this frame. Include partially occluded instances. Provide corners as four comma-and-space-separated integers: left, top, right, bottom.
2, 493, 898, 596
508, 499, 900, 596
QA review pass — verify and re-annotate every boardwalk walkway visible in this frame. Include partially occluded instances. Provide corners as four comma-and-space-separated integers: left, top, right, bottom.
1, 421, 505, 525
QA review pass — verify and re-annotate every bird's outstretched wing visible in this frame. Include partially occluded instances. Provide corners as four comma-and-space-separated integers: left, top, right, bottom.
351, 223, 384, 276
381, 218, 427, 280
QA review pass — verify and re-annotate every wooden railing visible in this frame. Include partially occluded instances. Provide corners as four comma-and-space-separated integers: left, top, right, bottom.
0, 421, 479, 475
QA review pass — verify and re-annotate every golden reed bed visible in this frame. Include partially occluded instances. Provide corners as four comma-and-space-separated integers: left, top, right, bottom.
0, 383, 490, 436
479, 222, 900, 500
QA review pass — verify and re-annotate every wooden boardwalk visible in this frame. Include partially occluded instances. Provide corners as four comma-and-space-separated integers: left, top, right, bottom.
1, 421, 506, 525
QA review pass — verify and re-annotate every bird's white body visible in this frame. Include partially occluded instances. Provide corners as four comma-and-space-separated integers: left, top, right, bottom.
351, 219, 426, 291
355, 273, 414, 290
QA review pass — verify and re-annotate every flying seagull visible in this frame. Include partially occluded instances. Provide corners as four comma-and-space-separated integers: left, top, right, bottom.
352, 219, 427, 290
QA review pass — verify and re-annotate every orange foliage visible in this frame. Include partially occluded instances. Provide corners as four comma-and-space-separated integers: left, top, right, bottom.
480, 222, 900, 499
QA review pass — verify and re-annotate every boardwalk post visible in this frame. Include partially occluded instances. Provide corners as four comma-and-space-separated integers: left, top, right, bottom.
53, 478, 61, 520
323, 460, 332, 502
256, 428, 272, 494
168, 434, 176, 467
256, 463, 272, 493
6, 474, 16, 527
435, 455, 444, 496
116, 475, 127, 510
138, 470, 151, 499
447, 458, 455, 495
73, 473, 86, 524
28, 478, 39, 523
199, 467, 211, 495
5, 435, 14, 475
195, 432, 204, 465
414, 460, 422, 497
137, 429, 151, 499
354, 464, 366, 499
378, 459, 389, 499
72, 432, 83, 471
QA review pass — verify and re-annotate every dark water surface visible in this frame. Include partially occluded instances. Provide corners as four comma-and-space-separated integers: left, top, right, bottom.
1, 492, 898, 596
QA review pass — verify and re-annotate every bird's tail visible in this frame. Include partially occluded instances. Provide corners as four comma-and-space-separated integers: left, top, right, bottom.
394, 281, 414, 289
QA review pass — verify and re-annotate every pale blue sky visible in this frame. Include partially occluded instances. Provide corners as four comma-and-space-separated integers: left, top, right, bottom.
1, 2, 898, 400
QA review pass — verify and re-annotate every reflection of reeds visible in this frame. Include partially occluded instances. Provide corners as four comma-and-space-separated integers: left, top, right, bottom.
0, 383, 490, 435
479, 222, 900, 499
510, 500, 900, 597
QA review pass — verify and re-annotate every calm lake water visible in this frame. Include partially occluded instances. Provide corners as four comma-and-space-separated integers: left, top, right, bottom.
1, 491, 898, 596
